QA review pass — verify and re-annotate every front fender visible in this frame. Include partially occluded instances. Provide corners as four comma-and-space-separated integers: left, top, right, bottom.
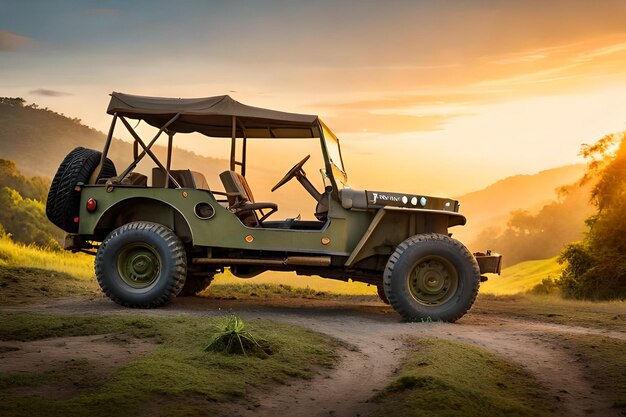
344, 207, 466, 267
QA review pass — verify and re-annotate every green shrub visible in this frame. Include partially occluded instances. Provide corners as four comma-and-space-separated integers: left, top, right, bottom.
528, 277, 560, 295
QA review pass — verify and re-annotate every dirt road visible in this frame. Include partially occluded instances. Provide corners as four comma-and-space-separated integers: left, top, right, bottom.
5, 296, 625, 417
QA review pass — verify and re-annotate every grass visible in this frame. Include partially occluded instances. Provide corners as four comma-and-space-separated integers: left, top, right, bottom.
0, 235, 94, 280
481, 257, 563, 295
370, 338, 560, 417
549, 334, 626, 410
474, 293, 626, 330
0, 235, 377, 296
0, 312, 340, 417
0, 265, 99, 306
202, 281, 377, 302
211, 269, 377, 295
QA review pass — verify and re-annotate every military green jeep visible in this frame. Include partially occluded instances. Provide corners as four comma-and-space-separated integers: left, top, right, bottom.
46, 92, 501, 322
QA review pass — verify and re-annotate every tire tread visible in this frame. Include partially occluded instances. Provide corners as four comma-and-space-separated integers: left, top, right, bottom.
95, 221, 186, 308
383, 233, 480, 322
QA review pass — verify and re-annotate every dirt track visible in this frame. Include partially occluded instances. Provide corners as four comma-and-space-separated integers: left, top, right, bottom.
5, 296, 626, 417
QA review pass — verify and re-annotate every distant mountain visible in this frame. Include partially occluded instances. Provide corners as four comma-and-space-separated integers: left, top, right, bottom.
0, 98, 313, 217
452, 164, 586, 243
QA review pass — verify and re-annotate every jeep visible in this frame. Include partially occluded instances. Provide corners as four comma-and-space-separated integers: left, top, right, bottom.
46, 92, 502, 322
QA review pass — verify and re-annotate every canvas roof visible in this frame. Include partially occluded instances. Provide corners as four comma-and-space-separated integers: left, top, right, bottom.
107, 92, 320, 138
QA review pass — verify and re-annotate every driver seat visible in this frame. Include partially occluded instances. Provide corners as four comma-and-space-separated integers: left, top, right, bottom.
219, 170, 278, 227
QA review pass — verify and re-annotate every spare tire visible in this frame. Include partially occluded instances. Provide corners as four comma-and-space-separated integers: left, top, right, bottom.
46, 147, 116, 233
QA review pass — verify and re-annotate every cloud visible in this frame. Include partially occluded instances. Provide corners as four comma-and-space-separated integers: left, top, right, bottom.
319, 92, 500, 111
322, 111, 470, 135
574, 42, 626, 62
29, 88, 73, 97
0, 30, 31, 51
83, 8, 122, 16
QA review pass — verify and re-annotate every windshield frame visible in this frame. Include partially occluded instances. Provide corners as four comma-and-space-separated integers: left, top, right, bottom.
319, 120, 348, 191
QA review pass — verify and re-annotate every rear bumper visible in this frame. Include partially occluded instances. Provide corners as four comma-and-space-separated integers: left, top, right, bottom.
64, 233, 93, 251
474, 253, 502, 275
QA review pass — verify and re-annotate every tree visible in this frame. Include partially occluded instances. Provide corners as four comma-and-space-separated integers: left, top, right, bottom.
0, 97, 25, 107
471, 182, 593, 267
0, 159, 49, 201
558, 133, 626, 300
0, 158, 62, 249
0, 187, 62, 250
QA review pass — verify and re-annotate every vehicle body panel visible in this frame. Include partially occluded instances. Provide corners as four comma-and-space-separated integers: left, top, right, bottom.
79, 186, 376, 256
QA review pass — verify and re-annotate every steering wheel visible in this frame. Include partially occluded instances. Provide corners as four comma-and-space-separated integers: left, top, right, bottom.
271, 155, 310, 192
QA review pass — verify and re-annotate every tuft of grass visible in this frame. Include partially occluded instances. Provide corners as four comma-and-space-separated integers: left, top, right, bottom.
205, 315, 272, 358
371, 338, 560, 417
481, 257, 562, 295
0, 313, 340, 417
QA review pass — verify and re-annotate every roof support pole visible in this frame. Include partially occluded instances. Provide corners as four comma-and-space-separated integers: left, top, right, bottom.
133, 140, 139, 160
230, 115, 236, 171
236, 118, 248, 177
115, 113, 180, 184
242, 137, 247, 177
165, 132, 174, 188
89, 113, 117, 184
118, 115, 181, 188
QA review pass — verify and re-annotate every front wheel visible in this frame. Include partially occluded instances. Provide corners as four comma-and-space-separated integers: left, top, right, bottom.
95, 222, 187, 308
383, 233, 480, 322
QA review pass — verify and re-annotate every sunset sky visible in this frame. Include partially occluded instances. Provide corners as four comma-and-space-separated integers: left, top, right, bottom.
2, 0, 626, 196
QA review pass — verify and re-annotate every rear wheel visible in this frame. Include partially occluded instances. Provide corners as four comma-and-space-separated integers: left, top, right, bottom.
377, 284, 390, 304
383, 233, 480, 322
179, 274, 215, 296
95, 222, 186, 308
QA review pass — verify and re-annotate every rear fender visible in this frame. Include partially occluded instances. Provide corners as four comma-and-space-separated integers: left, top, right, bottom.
92, 197, 193, 243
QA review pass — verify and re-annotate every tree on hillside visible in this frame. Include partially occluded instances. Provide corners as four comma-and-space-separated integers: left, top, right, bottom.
558, 133, 626, 300
0, 97, 25, 107
0, 158, 62, 249
471, 181, 593, 267
0, 159, 49, 201
0, 187, 63, 250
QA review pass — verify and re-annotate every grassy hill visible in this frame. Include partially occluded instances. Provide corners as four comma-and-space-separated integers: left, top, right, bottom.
481, 257, 562, 295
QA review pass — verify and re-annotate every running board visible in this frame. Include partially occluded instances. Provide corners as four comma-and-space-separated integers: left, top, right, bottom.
192, 256, 331, 267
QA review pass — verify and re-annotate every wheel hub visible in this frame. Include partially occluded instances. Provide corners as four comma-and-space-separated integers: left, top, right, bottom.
118, 244, 161, 288
408, 257, 458, 305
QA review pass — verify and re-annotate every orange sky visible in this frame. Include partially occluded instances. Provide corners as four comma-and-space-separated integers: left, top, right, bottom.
2, 1, 626, 196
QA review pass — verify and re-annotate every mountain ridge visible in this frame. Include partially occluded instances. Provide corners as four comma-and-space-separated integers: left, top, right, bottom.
453, 164, 586, 243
